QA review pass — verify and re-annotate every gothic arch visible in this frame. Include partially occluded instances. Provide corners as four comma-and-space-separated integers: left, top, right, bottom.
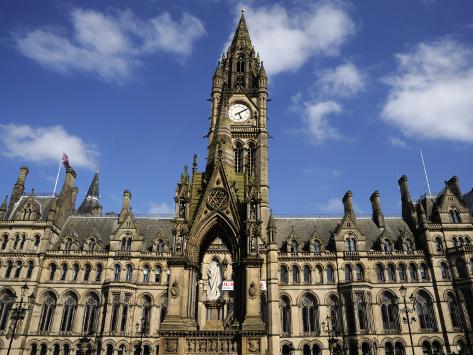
187, 212, 240, 264
296, 290, 320, 306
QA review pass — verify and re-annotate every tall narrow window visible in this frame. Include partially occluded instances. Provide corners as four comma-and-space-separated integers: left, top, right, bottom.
1, 235, 8, 250
303, 265, 311, 283
84, 264, 91, 281
435, 237, 443, 252
60, 264, 68, 281
280, 266, 288, 284
33, 235, 40, 251
126, 238, 132, 251
96, 264, 103, 281
0, 291, 14, 331
344, 264, 353, 282
114, 264, 121, 282
72, 264, 79, 281
357, 301, 367, 330
409, 263, 418, 281
328, 295, 340, 333
416, 292, 437, 330
121, 238, 126, 251
82, 294, 98, 334
387, 264, 397, 282
280, 296, 291, 335
14, 261, 22, 278
381, 292, 399, 331
376, 264, 385, 282
120, 302, 128, 332
26, 261, 34, 278
110, 295, 120, 332
394, 343, 405, 355
5, 260, 13, 278
60, 294, 77, 332
236, 55, 245, 73
49, 263, 57, 280
420, 263, 429, 280
143, 265, 150, 283
399, 264, 407, 281
142, 296, 152, 334
440, 262, 450, 279
327, 265, 335, 283
13, 235, 20, 249
292, 266, 300, 284
449, 208, 461, 224
447, 293, 461, 328
234, 142, 244, 173
19, 235, 26, 249
355, 264, 364, 281
126, 264, 133, 282
155, 265, 162, 283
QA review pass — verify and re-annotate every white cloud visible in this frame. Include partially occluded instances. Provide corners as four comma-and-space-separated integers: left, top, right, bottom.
389, 136, 407, 148
381, 38, 473, 143
235, 3, 355, 75
318, 62, 365, 97
303, 100, 342, 144
0, 124, 98, 169
148, 202, 174, 215
15, 9, 205, 83
319, 198, 344, 213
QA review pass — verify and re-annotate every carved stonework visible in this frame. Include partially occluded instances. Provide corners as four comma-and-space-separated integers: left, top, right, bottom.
185, 338, 237, 354
207, 188, 229, 210
165, 338, 178, 353
247, 338, 260, 353
249, 281, 257, 299
170, 281, 180, 298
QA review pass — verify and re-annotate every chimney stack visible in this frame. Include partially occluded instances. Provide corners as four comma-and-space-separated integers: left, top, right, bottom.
8, 166, 29, 214
370, 191, 385, 228
343, 191, 356, 219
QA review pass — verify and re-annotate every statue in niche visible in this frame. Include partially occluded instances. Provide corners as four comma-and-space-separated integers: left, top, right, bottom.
207, 258, 222, 300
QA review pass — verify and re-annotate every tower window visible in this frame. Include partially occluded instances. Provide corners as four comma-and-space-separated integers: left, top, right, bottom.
248, 142, 256, 175
449, 207, 461, 224
236, 55, 245, 73
234, 141, 244, 173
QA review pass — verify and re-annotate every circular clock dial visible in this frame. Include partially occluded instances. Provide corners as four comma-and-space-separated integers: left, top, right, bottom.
228, 103, 250, 122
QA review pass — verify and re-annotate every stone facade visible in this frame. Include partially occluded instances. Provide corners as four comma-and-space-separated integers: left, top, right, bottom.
1, 13, 473, 355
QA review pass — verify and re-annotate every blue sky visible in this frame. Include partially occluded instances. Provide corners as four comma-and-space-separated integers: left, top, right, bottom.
1, 0, 473, 216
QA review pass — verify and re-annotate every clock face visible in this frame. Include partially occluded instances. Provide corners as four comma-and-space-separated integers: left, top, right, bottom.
228, 103, 250, 122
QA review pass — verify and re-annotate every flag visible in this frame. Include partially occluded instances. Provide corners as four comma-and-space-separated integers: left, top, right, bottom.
62, 153, 71, 169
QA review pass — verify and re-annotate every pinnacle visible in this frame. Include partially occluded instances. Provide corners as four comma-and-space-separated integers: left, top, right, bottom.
229, 10, 253, 53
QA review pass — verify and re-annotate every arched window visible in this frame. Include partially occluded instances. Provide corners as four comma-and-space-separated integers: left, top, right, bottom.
362, 343, 371, 355
357, 300, 367, 330
30, 344, 38, 355
234, 141, 244, 173
303, 265, 311, 283
328, 295, 340, 333
416, 291, 437, 330
313, 345, 321, 355
387, 264, 397, 282
384, 239, 393, 252
405, 238, 414, 251
316, 265, 324, 283
72, 264, 79, 281
422, 342, 432, 355
456, 340, 467, 355
33, 235, 40, 251
121, 237, 126, 251
280, 266, 288, 284
447, 293, 461, 328
82, 294, 99, 334
301, 293, 318, 334
282, 344, 292, 355
236, 55, 245, 73
143, 265, 150, 283
156, 239, 165, 255
452, 236, 458, 247
120, 299, 128, 332
459, 237, 465, 246
376, 264, 385, 282
96, 264, 103, 281
355, 264, 364, 281
53, 344, 60, 355
84, 264, 91, 281
14, 260, 22, 278
470, 258, 473, 274
19, 234, 26, 249
142, 296, 152, 334
64, 238, 72, 252
106, 345, 114, 355
126, 264, 133, 282
13, 235, 20, 249
5, 260, 13, 278
280, 296, 291, 335
155, 265, 162, 283
248, 142, 256, 175
60, 294, 77, 332
344, 264, 353, 282
290, 240, 298, 254
327, 265, 335, 283
380, 292, 399, 331
60, 264, 68, 281
39, 294, 57, 332
313, 240, 321, 254
449, 207, 461, 224
87, 238, 96, 253
399, 264, 407, 281
26, 261, 34, 278
456, 259, 468, 278
39, 344, 47, 355
110, 296, 120, 332
49, 263, 57, 280
420, 263, 429, 280
63, 344, 70, 355
114, 264, 121, 282
385, 343, 394, 355
409, 263, 418, 281
345, 235, 357, 251
292, 266, 300, 284
0, 290, 14, 330
1, 234, 8, 249
440, 262, 450, 279
435, 237, 443, 252
303, 344, 311, 355
394, 343, 405, 355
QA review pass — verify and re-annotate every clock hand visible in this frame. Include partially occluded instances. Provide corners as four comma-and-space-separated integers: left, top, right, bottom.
236, 108, 248, 116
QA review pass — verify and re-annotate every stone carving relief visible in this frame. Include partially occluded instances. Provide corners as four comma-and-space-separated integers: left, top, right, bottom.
186, 338, 237, 354
247, 339, 260, 353
165, 339, 178, 353
207, 259, 222, 300
207, 188, 229, 210
170, 281, 180, 298
248, 281, 257, 299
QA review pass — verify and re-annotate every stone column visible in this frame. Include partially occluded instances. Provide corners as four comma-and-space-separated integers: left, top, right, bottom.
266, 243, 280, 354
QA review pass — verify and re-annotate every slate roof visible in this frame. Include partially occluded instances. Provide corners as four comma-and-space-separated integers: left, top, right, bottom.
57, 215, 174, 250
7, 194, 55, 221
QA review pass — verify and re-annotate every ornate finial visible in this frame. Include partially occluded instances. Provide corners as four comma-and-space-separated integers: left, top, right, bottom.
241, 8, 245, 15
192, 154, 198, 173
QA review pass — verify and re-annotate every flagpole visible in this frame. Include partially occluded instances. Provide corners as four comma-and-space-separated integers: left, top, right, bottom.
419, 148, 432, 197
52, 154, 62, 196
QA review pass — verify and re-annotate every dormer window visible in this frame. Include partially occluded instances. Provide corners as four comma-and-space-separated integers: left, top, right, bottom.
87, 238, 96, 253
121, 234, 132, 251
290, 240, 298, 254
64, 238, 72, 252
448, 207, 461, 224
21, 203, 33, 220
156, 239, 165, 255
404, 238, 414, 252
383, 239, 393, 252
344, 235, 357, 252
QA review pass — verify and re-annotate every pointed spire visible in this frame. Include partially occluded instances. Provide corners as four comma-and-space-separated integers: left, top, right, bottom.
77, 171, 102, 216
0, 195, 7, 220
229, 10, 253, 53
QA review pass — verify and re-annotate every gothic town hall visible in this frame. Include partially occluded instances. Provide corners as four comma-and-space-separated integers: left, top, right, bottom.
1, 13, 473, 355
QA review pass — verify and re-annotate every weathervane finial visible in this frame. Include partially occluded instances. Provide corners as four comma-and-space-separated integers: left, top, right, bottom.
241, 8, 245, 15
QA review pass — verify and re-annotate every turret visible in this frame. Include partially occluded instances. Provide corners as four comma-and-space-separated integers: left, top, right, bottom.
175, 165, 190, 220
54, 167, 77, 228
77, 171, 102, 216
370, 191, 385, 228
343, 191, 356, 220
267, 212, 277, 244
258, 61, 267, 89
212, 61, 223, 92
398, 175, 416, 227
119, 190, 132, 223
7, 166, 28, 216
